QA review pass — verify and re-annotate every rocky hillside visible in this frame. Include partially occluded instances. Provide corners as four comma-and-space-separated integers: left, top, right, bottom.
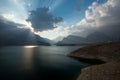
77, 60, 120, 80
68, 42, 120, 80
69, 42, 120, 62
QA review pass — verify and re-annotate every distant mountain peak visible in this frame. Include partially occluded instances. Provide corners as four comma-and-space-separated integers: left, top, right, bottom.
56, 32, 114, 45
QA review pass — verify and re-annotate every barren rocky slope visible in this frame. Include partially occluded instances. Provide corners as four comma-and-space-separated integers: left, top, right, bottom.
68, 42, 120, 80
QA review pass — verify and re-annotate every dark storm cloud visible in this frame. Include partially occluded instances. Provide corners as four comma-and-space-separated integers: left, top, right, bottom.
98, 25, 120, 38
27, 7, 63, 31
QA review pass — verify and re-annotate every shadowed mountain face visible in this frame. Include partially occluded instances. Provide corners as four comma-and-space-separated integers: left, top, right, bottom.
0, 18, 50, 46
56, 32, 120, 45
56, 35, 86, 45
86, 32, 112, 43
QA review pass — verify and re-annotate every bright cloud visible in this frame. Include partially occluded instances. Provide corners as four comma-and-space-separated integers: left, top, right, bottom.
35, 26, 66, 40
83, 0, 120, 28
38, 0, 120, 40
2, 13, 15, 20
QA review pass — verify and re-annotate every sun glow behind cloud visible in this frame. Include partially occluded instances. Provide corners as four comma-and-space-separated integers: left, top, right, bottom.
34, 27, 63, 40
1, 13, 34, 33
2, 14, 14, 20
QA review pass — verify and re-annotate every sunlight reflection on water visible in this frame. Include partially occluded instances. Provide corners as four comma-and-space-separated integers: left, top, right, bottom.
22, 47, 34, 70
24, 45, 38, 48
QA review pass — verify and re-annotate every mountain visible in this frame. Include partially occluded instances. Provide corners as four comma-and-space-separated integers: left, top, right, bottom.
86, 32, 112, 43
56, 32, 113, 45
0, 29, 50, 46
56, 35, 86, 45
53, 36, 64, 42
43, 38, 56, 45
0, 18, 50, 46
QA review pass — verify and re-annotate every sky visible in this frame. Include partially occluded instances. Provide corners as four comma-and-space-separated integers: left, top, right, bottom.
0, 0, 120, 40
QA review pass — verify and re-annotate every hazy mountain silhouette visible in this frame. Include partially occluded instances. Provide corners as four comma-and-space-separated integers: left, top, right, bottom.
56, 35, 86, 45
53, 36, 64, 43
56, 32, 113, 45
0, 18, 50, 46
86, 32, 112, 43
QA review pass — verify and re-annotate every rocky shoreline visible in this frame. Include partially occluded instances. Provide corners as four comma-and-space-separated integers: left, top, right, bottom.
68, 42, 120, 80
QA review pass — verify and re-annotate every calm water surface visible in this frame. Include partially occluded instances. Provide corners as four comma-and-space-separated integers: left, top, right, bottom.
0, 46, 89, 80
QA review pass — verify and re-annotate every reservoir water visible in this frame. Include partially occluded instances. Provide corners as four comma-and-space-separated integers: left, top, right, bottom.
0, 46, 89, 80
